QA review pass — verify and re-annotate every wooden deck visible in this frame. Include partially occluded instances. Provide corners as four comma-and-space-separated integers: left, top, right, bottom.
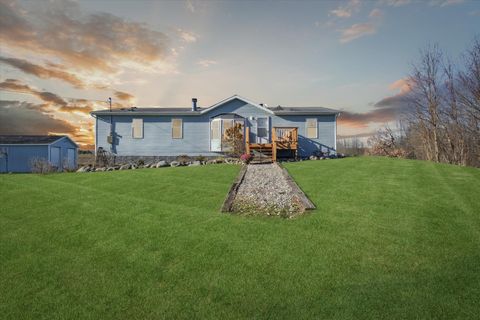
245, 127, 298, 162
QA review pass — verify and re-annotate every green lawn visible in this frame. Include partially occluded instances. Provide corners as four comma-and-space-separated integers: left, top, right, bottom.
1, 158, 479, 319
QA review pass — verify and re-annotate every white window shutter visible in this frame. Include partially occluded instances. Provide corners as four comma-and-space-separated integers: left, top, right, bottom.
132, 118, 143, 139
172, 119, 183, 139
306, 118, 318, 139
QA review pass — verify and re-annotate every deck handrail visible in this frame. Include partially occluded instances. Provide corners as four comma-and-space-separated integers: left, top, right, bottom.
273, 127, 298, 143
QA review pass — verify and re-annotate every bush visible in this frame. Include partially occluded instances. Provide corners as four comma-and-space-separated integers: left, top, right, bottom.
30, 157, 57, 174
195, 155, 207, 162
176, 154, 191, 165
240, 153, 252, 164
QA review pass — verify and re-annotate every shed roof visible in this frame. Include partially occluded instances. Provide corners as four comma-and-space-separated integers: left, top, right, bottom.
0, 135, 72, 145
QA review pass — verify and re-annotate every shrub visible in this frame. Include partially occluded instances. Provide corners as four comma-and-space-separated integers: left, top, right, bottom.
195, 155, 207, 162
30, 157, 57, 174
176, 154, 191, 165
240, 153, 252, 164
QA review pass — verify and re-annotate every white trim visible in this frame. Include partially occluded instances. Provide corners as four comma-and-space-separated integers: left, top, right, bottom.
200, 94, 275, 115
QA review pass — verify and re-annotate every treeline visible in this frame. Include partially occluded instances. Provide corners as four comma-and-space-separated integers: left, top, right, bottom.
369, 38, 480, 167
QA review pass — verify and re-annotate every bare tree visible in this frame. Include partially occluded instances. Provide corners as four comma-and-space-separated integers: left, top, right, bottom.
407, 45, 444, 162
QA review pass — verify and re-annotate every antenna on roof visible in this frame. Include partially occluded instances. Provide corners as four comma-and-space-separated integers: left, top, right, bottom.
108, 97, 112, 112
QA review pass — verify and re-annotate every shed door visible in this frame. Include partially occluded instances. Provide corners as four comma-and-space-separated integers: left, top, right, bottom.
50, 147, 61, 168
67, 148, 75, 169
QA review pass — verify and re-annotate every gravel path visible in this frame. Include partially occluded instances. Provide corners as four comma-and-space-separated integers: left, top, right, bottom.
233, 163, 299, 215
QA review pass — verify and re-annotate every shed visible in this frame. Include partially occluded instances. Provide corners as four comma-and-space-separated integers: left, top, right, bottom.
0, 135, 78, 173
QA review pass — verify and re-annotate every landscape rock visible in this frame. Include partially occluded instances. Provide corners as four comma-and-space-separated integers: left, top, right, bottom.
96, 167, 106, 172
119, 164, 131, 170
106, 167, 115, 171
206, 159, 217, 165
189, 161, 202, 166
309, 155, 318, 160
76, 166, 88, 173
170, 161, 180, 167
156, 160, 169, 168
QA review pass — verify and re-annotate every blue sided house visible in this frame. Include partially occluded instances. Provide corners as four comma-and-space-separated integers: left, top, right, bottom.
91, 95, 340, 161
0, 135, 78, 173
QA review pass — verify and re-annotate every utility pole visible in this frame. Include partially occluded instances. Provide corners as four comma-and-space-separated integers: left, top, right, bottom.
108, 97, 114, 153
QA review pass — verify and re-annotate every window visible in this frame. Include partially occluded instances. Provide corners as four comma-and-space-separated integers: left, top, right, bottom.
172, 118, 183, 139
306, 118, 317, 138
132, 118, 143, 139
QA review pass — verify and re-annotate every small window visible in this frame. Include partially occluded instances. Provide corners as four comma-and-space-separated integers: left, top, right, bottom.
306, 118, 317, 139
172, 118, 183, 139
132, 118, 143, 139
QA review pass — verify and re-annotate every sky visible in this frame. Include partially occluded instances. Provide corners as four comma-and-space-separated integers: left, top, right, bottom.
0, 0, 479, 149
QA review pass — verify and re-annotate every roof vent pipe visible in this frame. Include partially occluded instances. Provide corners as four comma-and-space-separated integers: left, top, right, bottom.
192, 98, 198, 111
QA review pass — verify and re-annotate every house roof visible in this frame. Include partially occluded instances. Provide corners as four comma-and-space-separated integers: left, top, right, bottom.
267, 106, 340, 115
90, 95, 340, 116
0, 135, 77, 146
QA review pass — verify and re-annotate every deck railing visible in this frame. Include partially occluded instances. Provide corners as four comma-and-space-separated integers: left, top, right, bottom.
273, 127, 298, 143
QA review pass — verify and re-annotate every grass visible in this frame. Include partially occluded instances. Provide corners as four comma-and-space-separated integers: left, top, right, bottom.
1, 157, 479, 319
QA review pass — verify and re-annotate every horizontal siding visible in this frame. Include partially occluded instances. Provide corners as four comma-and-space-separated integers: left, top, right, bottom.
95, 98, 337, 157
0, 145, 48, 172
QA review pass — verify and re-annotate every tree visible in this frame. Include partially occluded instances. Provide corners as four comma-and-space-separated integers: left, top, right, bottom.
222, 123, 245, 157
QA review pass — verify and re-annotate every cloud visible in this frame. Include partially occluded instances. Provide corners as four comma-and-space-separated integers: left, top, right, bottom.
388, 78, 412, 94
114, 90, 135, 102
0, 79, 95, 114
0, 0, 174, 74
338, 107, 399, 129
0, 100, 77, 136
329, 0, 361, 18
0, 56, 86, 88
178, 29, 197, 43
0, 79, 67, 106
369, 8, 383, 18
429, 0, 464, 7
197, 59, 217, 67
380, 0, 411, 6
185, 0, 195, 13
340, 22, 377, 43
338, 79, 413, 128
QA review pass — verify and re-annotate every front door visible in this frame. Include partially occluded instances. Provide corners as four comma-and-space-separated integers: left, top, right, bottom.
210, 119, 222, 152
255, 117, 269, 144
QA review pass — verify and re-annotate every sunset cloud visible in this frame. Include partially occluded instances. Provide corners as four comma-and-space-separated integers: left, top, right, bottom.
0, 56, 86, 88
0, 100, 77, 136
114, 90, 135, 102
340, 22, 377, 43
197, 59, 218, 67
380, 0, 411, 7
178, 29, 197, 43
338, 106, 398, 129
329, 0, 360, 18
429, 0, 464, 7
0, 0, 174, 74
0, 79, 95, 114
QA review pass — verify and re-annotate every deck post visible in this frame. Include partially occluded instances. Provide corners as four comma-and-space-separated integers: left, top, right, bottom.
245, 127, 250, 155
272, 128, 277, 162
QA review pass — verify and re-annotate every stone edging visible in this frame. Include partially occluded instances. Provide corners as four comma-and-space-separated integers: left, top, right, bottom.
220, 165, 248, 212
275, 163, 316, 211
